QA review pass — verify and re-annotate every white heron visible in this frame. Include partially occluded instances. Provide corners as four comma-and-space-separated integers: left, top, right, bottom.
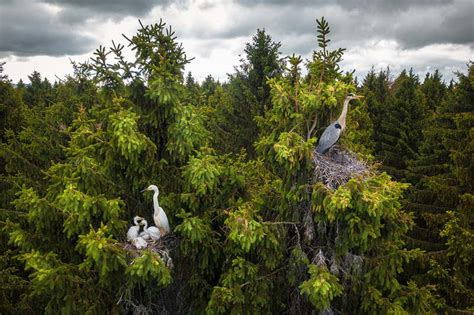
139, 218, 161, 241
316, 93, 364, 154
141, 185, 171, 236
131, 236, 148, 249
127, 216, 144, 241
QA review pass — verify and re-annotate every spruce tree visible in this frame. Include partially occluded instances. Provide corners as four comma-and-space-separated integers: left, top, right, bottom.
203, 18, 432, 314
420, 70, 446, 111
376, 69, 427, 180
1, 20, 205, 313
407, 64, 474, 312
22, 71, 54, 108
0, 61, 7, 81
218, 29, 284, 157
360, 68, 391, 153
201, 75, 219, 100
1, 17, 459, 314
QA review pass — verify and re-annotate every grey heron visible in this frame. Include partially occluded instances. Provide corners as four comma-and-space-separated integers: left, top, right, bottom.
316, 93, 364, 154
141, 185, 171, 236
127, 216, 144, 241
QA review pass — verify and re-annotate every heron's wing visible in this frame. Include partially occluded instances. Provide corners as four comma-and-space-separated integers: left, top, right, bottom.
316, 123, 341, 154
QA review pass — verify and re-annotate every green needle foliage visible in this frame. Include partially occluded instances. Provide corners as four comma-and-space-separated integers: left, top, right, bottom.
0, 17, 471, 314
375, 69, 427, 180
406, 64, 474, 312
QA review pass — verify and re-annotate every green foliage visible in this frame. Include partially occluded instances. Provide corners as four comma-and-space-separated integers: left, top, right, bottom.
207, 257, 273, 314
167, 104, 210, 161
216, 29, 284, 156
183, 150, 224, 197
78, 225, 127, 283
299, 264, 343, 311
126, 250, 172, 286
0, 17, 470, 314
226, 203, 265, 252
175, 209, 219, 271
375, 69, 427, 180
108, 102, 149, 161
0, 20, 191, 312
309, 17, 346, 82
403, 64, 474, 312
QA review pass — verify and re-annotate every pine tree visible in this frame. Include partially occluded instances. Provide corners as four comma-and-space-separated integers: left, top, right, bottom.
218, 29, 284, 157
420, 70, 446, 112
2, 17, 465, 314
360, 68, 391, 152
204, 18, 432, 314
0, 73, 94, 313
242, 29, 284, 115
406, 64, 474, 312
0, 62, 7, 81
1, 20, 204, 313
201, 74, 219, 99
22, 71, 54, 107
0, 75, 24, 142
0, 64, 32, 313
183, 71, 203, 106
376, 69, 427, 180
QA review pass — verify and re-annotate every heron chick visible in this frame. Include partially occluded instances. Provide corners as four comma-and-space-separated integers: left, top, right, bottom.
139, 218, 161, 241
127, 216, 144, 241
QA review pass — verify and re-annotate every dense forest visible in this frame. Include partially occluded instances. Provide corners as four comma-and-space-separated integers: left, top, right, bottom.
0, 18, 472, 314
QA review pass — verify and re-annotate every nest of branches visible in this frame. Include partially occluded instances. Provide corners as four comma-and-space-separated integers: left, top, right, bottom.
312, 145, 372, 190
121, 234, 178, 269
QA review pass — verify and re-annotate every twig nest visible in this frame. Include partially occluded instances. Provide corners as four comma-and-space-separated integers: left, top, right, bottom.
121, 234, 178, 269
312, 145, 371, 190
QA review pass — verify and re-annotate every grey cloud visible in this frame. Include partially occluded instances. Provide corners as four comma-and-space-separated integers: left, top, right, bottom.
0, 0, 96, 56
2, 0, 472, 65
42, 0, 179, 24
236, 0, 325, 7
393, 2, 474, 47
45, 0, 163, 14
227, 0, 472, 49
278, 34, 315, 56
235, 0, 453, 11
334, 0, 453, 13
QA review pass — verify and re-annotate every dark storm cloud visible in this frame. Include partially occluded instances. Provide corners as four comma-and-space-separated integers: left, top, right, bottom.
231, 0, 473, 49
334, 0, 454, 12
392, 1, 474, 47
236, 0, 327, 7
0, 0, 96, 56
0, 0, 178, 56
44, 0, 169, 16
42, 0, 179, 24
236, 0, 453, 11
1, 0, 472, 59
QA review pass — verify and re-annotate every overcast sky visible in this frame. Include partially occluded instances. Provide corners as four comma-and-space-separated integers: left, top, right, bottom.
1, 0, 473, 83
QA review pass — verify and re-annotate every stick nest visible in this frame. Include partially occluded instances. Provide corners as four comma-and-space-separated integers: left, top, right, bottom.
121, 234, 178, 269
312, 145, 372, 190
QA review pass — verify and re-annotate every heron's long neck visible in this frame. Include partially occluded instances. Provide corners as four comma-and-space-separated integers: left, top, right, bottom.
142, 221, 148, 231
153, 191, 160, 215
338, 98, 350, 130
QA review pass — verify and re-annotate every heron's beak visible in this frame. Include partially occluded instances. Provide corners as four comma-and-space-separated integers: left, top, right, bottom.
140, 188, 147, 193
355, 95, 365, 99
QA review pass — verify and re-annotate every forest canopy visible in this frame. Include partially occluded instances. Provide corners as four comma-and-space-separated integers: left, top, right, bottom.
0, 18, 472, 314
